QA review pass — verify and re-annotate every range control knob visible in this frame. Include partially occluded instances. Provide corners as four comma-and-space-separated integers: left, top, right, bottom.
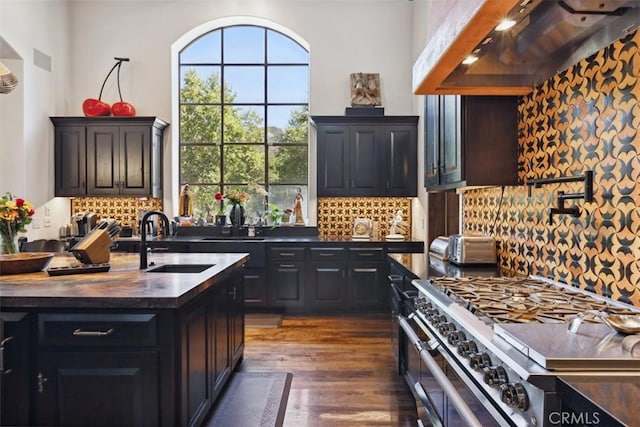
499, 382, 529, 411
430, 314, 447, 326
447, 330, 466, 345
469, 352, 492, 370
438, 322, 456, 335
483, 366, 508, 386
425, 308, 439, 317
456, 340, 478, 357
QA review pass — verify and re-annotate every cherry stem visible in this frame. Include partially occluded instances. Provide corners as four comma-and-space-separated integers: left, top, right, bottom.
97, 57, 130, 101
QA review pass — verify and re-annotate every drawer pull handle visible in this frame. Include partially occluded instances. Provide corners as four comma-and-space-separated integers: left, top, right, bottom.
0, 336, 14, 376
319, 253, 335, 257
72, 328, 114, 337
279, 264, 296, 268
279, 252, 296, 256
358, 253, 374, 257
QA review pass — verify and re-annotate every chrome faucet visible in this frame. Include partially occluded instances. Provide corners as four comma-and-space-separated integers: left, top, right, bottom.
139, 210, 170, 269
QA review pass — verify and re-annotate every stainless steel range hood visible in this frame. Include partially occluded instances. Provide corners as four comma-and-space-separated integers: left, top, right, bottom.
413, 0, 640, 95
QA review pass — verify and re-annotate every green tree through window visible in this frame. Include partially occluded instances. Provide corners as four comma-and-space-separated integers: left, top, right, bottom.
179, 25, 309, 223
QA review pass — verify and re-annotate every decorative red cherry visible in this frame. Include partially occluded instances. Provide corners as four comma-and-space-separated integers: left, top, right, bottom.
82, 57, 136, 117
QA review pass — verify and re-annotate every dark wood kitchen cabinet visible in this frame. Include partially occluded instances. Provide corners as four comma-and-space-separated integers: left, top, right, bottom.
0, 312, 31, 426
51, 117, 169, 197
2, 271, 244, 427
424, 95, 518, 191
313, 116, 418, 197
347, 248, 387, 310
308, 247, 348, 310
267, 246, 306, 309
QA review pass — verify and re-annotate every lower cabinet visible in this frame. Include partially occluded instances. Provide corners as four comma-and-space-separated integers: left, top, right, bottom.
242, 267, 267, 308
348, 262, 385, 309
267, 247, 306, 310
2, 271, 244, 427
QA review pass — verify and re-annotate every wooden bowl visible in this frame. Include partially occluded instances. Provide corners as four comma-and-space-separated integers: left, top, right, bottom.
0, 252, 55, 275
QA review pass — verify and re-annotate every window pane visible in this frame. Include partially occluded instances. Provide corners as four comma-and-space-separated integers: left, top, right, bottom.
180, 105, 221, 143
267, 66, 308, 103
223, 145, 265, 183
224, 66, 264, 103
180, 66, 221, 103
180, 31, 221, 63
223, 106, 264, 143
221, 185, 266, 224
268, 185, 308, 222
224, 26, 264, 63
268, 106, 308, 143
268, 146, 308, 183
267, 30, 308, 63
180, 145, 220, 183
189, 185, 221, 219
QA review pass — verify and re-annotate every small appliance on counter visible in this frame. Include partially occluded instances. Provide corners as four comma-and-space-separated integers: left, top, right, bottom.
428, 236, 449, 261
72, 212, 98, 236
447, 234, 496, 265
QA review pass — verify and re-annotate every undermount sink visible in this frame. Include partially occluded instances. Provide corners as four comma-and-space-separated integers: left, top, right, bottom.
146, 264, 215, 273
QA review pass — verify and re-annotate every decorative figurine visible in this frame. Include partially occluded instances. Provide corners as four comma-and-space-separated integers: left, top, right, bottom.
179, 184, 193, 217
293, 188, 305, 226
386, 209, 406, 241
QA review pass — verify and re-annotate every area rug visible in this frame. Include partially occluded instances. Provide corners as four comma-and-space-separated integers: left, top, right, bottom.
205, 372, 292, 427
245, 313, 283, 328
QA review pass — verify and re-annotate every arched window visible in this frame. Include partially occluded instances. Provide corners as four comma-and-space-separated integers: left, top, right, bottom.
177, 23, 309, 223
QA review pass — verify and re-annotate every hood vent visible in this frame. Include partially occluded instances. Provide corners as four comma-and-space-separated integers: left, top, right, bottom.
413, 0, 640, 95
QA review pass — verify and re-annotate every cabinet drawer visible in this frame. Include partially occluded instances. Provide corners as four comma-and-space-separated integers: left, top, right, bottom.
349, 247, 385, 261
310, 247, 346, 261
38, 313, 157, 347
269, 247, 306, 261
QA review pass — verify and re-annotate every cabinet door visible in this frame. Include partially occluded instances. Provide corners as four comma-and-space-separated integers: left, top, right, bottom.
243, 267, 267, 308
87, 126, 120, 195
439, 95, 463, 186
119, 125, 152, 195
308, 262, 348, 310
1, 313, 30, 426
317, 125, 350, 196
268, 262, 306, 309
211, 284, 230, 396
348, 262, 386, 310
385, 125, 417, 196
35, 351, 159, 427
350, 126, 382, 196
424, 95, 440, 188
55, 126, 87, 196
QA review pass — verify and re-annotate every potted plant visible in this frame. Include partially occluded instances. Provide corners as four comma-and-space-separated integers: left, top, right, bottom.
214, 192, 227, 226
281, 208, 293, 225
266, 203, 283, 228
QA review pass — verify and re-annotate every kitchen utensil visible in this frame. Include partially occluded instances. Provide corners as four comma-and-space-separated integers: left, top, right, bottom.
602, 314, 640, 335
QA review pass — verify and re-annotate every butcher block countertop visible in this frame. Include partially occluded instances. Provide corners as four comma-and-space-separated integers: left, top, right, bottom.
0, 252, 248, 309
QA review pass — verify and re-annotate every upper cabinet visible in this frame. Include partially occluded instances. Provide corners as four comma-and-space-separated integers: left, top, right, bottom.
313, 116, 418, 197
51, 117, 169, 198
424, 95, 518, 191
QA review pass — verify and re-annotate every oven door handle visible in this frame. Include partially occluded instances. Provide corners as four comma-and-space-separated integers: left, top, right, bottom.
413, 380, 444, 427
398, 315, 484, 427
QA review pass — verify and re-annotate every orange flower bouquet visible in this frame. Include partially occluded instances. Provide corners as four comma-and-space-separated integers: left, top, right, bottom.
0, 192, 35, 254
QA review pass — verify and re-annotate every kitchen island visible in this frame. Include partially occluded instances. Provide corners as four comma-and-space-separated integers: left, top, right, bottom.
0, 252, 248, 427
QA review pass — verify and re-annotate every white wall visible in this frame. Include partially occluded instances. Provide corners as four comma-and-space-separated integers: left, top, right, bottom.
0, 0, 72, 240
1, 0, 422, 238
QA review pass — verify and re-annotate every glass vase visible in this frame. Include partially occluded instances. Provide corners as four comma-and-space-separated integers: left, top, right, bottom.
1, 232, 19, 254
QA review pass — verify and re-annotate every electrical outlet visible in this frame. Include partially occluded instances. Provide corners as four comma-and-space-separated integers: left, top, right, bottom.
44, 206, 51, 216
32, 219, 41, 229
44, 217, 51, 227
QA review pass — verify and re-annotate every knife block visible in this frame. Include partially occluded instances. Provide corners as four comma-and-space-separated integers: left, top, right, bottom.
71, 229, 111, 264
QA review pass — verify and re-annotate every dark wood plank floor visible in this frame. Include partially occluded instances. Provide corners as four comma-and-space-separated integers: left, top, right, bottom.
239, 315, 417, 427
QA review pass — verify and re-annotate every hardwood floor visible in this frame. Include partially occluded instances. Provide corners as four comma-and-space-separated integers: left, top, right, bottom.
239, 315, 417, 427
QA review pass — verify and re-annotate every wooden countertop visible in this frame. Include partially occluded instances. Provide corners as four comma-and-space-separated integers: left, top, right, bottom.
0, 252, 248, 309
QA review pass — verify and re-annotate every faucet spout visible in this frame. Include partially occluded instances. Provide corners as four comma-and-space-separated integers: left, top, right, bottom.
139, 210, 170, 269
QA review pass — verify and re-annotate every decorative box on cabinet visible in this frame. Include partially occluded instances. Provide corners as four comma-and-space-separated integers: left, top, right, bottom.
51, 117, 169, 197
313, 115, 418, 197
424, 96, 518, 191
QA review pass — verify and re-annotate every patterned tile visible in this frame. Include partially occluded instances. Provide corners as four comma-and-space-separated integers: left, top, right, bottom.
71, 197, 163, 228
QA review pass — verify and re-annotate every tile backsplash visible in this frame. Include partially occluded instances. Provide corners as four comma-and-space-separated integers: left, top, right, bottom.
71, 197, 163, 227
317, 197, 412, 239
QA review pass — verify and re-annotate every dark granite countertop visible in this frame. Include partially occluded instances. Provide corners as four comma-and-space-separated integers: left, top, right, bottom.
0, 252, 248, 309
117, 235, 424, 244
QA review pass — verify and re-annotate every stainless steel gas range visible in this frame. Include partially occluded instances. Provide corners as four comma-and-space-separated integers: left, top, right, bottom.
394, 275, 640, 427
